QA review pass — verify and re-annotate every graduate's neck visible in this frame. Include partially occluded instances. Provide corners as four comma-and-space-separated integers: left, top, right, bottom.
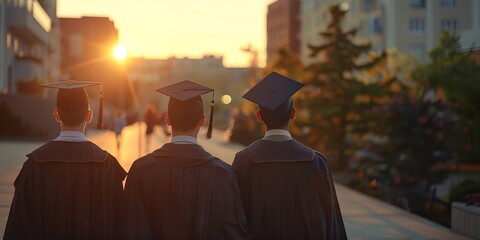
266, 122, 290, 132
60, 123, 86, 133
171, 127, 199, 139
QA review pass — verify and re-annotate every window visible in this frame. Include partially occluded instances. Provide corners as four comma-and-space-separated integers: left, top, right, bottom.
441, 0, 456, 10
441, 19, 457, 32
409, 44, 427, 61
363, 0, 375, 11
68, 34, 84, 57
13, 38, 19, 53
368, 18, 383, 34
6, 32, 12, 48
33, 0, 51, 32
410, 0, 426, 8
409, 18, 425, 35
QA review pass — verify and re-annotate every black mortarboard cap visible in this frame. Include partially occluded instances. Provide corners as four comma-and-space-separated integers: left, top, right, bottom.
156, 80, 215, 139
243, 71, 304, 110
41, 80, 104, 129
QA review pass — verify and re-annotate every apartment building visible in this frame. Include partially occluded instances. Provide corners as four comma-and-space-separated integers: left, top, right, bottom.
384, 0, 475, 60
0, 0, 59, 94
266, 0, 301, 63
0, 0, 5, 92
300, 0, 480, 64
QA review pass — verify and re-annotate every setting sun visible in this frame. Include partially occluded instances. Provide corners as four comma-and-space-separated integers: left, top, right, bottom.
113, 45, 127, 60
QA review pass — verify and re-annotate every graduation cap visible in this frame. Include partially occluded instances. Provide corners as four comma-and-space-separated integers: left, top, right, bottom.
156, 80, 215, 139
41, 80, 104, 129
243, 71, 303, 111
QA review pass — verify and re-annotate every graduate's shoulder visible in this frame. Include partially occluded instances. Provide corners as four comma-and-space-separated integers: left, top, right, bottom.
312, 150, 331, 166
130, 150, 234, 176
128, 152, 156, 169
208, 156, 234, 173
236, 139, 317, 163
234, 139, 262, 159
28, 141, 114, 163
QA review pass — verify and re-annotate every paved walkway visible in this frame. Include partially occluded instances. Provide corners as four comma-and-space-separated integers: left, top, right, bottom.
0, 123, 471, 239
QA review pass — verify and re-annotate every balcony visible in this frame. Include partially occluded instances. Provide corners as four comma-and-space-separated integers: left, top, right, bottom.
12, 54, 43, 85
7, 0, 51, 44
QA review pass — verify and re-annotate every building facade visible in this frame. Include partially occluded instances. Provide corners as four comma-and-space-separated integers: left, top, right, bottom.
266, 0, 301, 64
0, 0, 59, 94
300, 0, 479, 64
458, 0, 480, 50
0, 0, 5, 92
383, 0, 475, 60
59, 16, 130, 111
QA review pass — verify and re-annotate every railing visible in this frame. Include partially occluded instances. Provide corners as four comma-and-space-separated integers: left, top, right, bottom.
451, 201, 480, 239
32, 0, 51, 32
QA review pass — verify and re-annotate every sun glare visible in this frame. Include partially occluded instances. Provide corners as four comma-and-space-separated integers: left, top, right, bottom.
113, 45, 127, 60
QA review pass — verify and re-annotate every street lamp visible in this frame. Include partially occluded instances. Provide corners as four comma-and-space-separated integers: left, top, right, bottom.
339, 2, 350, 12
221, 94, 232, 105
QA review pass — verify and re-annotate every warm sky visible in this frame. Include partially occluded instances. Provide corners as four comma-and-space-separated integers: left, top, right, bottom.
58, 0, 277, 68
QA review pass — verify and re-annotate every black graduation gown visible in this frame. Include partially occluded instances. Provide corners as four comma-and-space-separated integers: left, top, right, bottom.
3, 141, 127, 240
233, 139, 348, 240
124, 143, 251, 240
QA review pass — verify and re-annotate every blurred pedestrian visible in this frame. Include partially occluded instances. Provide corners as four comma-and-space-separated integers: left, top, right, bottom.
4, 81, 126, 239
144, 104, 157, 152
124, 80, 251, 239
114, 109, 127, 150
233, 72, 347, 239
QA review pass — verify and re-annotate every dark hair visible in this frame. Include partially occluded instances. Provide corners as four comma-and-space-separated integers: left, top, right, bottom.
258, 99, 292, 129
168, 97, 203, 131
58, 108, 89, 127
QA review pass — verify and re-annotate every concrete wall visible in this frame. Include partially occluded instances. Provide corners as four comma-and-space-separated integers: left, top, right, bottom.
0, 94, 59, 140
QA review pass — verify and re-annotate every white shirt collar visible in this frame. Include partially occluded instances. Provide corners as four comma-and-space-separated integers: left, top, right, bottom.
54, 131, 88, 142
171, 135, 198, 145
264, 129, 292, 139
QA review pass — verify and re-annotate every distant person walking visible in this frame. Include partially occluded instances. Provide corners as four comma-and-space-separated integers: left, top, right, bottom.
4, 81, 126, 239
114, 109, 127, 150
144, 104, 157, 152
233, 72, 347, 239
124, 81, 251, 239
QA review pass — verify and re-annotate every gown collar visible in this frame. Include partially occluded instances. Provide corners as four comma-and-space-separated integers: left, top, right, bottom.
264, 129, 292, 142
54, 131, 88, 142
171, 135, 198, 145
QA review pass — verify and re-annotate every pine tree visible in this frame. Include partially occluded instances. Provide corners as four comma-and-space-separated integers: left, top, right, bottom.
298, 4, 387, 170
263, 44, 304, 81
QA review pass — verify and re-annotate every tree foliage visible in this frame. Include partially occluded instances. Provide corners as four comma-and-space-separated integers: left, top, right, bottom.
297, 4, 388, 169
414, 31, 480, 163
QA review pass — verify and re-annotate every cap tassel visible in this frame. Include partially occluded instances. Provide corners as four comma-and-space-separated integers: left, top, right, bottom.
97, 87, 104, 129
206, 92, 214, 139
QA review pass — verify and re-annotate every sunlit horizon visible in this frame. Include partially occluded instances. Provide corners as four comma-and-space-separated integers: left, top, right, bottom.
58, 0, 277, 68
